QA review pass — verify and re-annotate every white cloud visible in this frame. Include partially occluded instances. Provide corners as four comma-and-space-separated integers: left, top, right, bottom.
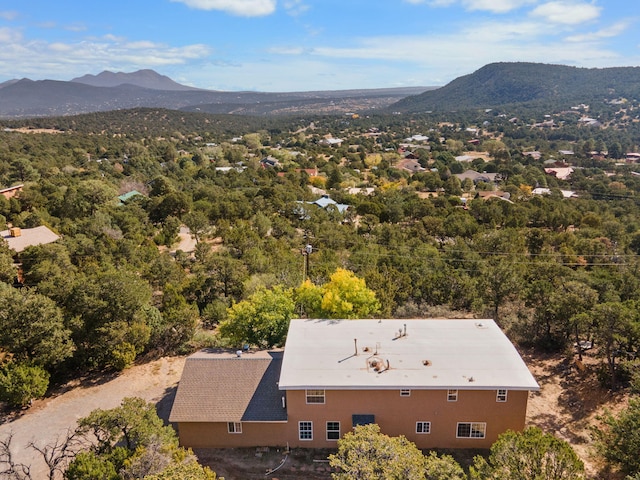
407, 0, 536, 13
461, 0, 537, 13
284, 0, 310, 16
0, 11, 18, 21
530, 1, 601, 25
566, 20, 630, 42
0, 27, 22, 43
267, 15, 628, 88
65, 24, 87, 32
0, 34, 212, 80
170, 0, 276, 17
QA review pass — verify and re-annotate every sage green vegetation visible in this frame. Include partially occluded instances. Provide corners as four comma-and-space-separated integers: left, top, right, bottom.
0, 100, 640, 474
470, 427, 584, 480
67, 397, 214, 480
592, 397, 640, 476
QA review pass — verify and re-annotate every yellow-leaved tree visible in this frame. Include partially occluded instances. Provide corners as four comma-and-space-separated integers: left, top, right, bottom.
295, 268, 380, 319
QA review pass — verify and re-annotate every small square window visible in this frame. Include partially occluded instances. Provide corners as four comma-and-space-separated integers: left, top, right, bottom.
457, 422, 486, 439
326, 421, 340, 441
306, 389, 325, 404
227, 422, 242, 434
299, 421, 313, 441
416, 421, 431, 434
497, 389, 508, 402
447, 389, 458, 402
400, 389, 411, 397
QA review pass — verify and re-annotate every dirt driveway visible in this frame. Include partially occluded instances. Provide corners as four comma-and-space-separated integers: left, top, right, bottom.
0, 356, 186, 478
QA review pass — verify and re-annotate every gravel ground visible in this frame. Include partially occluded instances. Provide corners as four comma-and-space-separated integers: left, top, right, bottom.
0, 356, 186, 478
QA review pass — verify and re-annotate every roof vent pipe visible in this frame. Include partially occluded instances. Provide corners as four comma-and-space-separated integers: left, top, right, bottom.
354, 338, 358, 356
404, 324, 407, 337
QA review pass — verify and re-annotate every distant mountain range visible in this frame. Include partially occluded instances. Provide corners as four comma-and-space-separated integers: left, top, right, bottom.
392, 62, 640, 112
3, 63, 640, 119
0, 69, 430, 118
71, 69, 202, 91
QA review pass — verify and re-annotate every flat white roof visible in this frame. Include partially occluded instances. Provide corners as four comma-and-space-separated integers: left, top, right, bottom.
1, 226, 60, 252
279, 319, 539, 391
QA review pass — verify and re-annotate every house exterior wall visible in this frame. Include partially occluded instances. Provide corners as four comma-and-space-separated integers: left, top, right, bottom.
175, 389, 529, 449
285, 388, 529, 449
176, 421, 288, 448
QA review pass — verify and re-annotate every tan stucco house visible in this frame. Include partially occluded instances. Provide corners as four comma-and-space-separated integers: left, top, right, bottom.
169, 318, 539, 449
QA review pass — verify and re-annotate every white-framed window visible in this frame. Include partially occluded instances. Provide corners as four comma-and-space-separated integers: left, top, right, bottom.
299, 421, 313, 440
306, 389, 325, 404
326, 421, 340, 441
447, 389, 458, 402
456, 422, 486, 439
496, 389, 508, 402
400, 389, 411, 397
227, 422, 242, 434
416, 421, 431, 434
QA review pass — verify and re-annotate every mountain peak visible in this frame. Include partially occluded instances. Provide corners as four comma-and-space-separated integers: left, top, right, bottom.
71, 69, 200, 91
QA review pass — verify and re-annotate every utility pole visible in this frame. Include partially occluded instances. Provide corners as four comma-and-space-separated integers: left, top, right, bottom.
303, 243, 312, 279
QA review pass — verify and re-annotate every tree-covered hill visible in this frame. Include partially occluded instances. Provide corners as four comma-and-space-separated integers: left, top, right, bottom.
392, 62, 640, 112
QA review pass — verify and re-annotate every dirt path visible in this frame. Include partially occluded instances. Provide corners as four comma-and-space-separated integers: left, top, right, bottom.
524, 350, 627, 479
0, 356, 186, 478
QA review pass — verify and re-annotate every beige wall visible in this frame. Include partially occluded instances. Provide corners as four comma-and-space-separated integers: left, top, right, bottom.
176, 421, 288, 448
286, 388, 529, 449
176, 388, 529, 449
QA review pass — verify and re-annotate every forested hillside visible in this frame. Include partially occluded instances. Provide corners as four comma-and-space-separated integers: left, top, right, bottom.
2, 100, 640, 476
393, 62, 640, 112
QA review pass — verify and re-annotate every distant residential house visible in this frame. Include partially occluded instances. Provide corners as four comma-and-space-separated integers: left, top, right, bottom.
523, 151, 542, 160
395, 158, 426, 174
532, 188, 577, 198
558, 150, 575, 156
625, 153, 640, 163
117, 190, 143, 205
1, 225, 60, 253
346, 187, 375, 196
455, 155, 477, 163
295, 194, 350, 219
544, 167, 574, 181
170, 318, 539, 450
260, 156, 280, 168
476, 191, 512, 202
319, 137, 343, 147
0, 184, 23, 200
578, 117, 601, 127
310, 194, 349, 214
455, 170, 499, 184
403, 134, 429, 143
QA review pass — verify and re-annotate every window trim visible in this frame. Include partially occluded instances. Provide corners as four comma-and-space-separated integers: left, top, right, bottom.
496, 389, 508, 402
299, 421, 313, 441
416, 421, 431, 434
305, 389, 326, 404
447, 389, 458, 402
400, 389, 411, 397
227, 422, 242, 434
456, 422, 486, 439
326, 421, 340, 441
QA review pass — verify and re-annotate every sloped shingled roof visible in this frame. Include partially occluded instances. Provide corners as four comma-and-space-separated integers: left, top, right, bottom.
169, 350, 286, 423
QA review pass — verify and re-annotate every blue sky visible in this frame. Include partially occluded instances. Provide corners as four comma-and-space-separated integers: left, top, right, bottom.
0, 0, 638, 91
